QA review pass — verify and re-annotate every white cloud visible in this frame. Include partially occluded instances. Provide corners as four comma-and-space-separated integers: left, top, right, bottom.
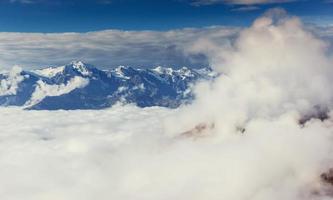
163, 8, 333, 198
0, 66, 25, 96
231, 5, 260, 11
0, 20, 331, 71
0, 22, 330, 71
0, 27, 238, 70
0, 105, 333, 199
170, 8, 333, 134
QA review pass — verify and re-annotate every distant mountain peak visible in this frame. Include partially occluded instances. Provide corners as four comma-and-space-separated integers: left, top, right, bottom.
70, 60, 86, 66
65, 61, 95, 76
152, 66, 174, 75
0, 62, 216, 110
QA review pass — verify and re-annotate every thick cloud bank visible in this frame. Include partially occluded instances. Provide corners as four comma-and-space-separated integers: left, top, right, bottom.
2, 9, 333, 200
164, 8, 333, 199
171, 8, 333, 132
0, 27, 238, 70
0, 105, 331, 200
0, 23, 330, 71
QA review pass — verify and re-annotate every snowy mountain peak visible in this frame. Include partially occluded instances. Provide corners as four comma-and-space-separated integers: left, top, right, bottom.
34, 61, 96, 78
113, 66, 135, 79
152, 66, 174, 75
65, 61, 94, 76
70, 60, 85, 66
178, 67, 196, 77
0, 62, 216, 110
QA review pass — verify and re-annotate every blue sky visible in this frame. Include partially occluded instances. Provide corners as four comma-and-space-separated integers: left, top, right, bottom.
0, 0, 332, 32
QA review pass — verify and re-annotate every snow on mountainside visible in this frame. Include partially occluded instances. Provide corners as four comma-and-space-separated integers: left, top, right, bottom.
34, 66, 65, 78
25, 76, 89, 107
0, 61, 216, 110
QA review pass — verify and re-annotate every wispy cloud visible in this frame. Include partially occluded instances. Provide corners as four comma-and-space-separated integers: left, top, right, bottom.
191, 0, 297, 6
6, 0, 112, 4
231, 5, 260, 11
9, 0, 42, 3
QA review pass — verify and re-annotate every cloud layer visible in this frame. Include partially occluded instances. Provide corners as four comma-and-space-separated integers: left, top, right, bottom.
0, 103, 332, 199
0, 23, 331, 71
164, 8, 333, 199
169, 8, 333, 136
0, 27, 239, 70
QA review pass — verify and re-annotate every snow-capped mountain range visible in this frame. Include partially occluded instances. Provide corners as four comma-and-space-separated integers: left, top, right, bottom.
0, 61, 216, 110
